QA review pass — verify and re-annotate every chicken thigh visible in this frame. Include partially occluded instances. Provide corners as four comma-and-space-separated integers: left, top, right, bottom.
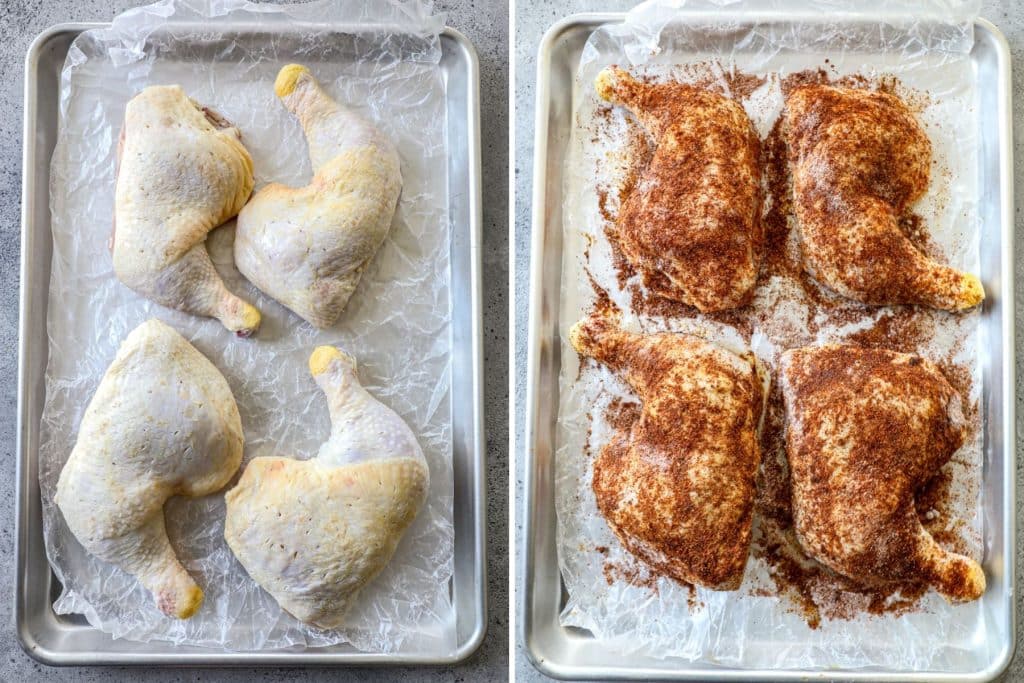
113, 86, 261, 336
55, 319, 244, 618
570, 314, 767, 589
595, 67, 763, 312
224, 346, 428, 628
785, 85, 983, 311
780, 344, 985, 601
234, 64, 402, 328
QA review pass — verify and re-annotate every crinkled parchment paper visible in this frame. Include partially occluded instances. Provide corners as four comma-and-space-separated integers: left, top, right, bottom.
557, 0, 999, 672
40, 0, 454, 653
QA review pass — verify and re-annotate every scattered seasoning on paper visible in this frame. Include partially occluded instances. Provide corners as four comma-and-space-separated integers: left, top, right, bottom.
602, 559, 662, 594
604, 397, 640, 433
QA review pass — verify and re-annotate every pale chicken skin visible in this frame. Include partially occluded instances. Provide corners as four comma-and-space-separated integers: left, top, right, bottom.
113, 86, 261, 336
596, 67, 763, 312
780, 345, 985, 602
234, 64, 402, 328
570, 314, 767, 589
224, 346, 428, 628
55, 319, 244, 619
785, 85, 983, 311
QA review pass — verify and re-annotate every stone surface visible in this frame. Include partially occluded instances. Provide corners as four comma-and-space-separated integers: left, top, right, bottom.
0, 0, 507, 680
513, 1, 1023, 680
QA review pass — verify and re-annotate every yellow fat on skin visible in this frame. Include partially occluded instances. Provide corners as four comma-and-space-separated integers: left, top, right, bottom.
309, 346, 342, 376
175, 585, 204, 619
274, 64, 310, 98
957, 273, 985, 310
309, 345, 357, 376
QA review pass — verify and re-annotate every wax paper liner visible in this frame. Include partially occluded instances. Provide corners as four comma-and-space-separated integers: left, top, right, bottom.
40, 0, 455, 654
556, 0, 1001, 672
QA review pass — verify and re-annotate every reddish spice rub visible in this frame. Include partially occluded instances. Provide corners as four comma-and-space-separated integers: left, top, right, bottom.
754, 381, 793, 529
785, 83, 983, 310
751, 310, 981, 624
897, 213, 936, 257
762, 116, 795, 273
570, 313, 766, 590
595, 66, 764, 312
583, 65, 982, 624
779, 345, 985, 603
916, 468, 963, 550
754, 534, 930, 628
758, 110, 859, 317
605, 397, 641, 433
603, 560, 662, 594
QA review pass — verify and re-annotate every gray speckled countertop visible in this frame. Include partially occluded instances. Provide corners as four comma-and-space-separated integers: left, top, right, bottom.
514, 1, 1023, 680
0, 0, 507, 681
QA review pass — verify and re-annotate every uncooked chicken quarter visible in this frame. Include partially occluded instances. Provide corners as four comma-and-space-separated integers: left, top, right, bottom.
785, 84, 984, 311
594, 66, 763, 313
570, 313, 768, 590
224, 346, 429, 628
55, 319, 244, 619
113, 86, 261, 336
234, 64, 403, 329
780, 345, 985, 602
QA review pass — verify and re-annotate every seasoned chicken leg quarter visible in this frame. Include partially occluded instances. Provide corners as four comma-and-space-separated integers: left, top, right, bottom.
55, 319, 244, 618
595, 67, 763, 312
235, 64, 402, 328
780, 345, 985, 602
570, 314, 767, 589
224, 346, 428, 628
113, 86, 260, 336
785, 85, 983, 311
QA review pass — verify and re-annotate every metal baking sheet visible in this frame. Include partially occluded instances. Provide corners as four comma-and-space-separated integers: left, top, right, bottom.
522, 12, 1015, 681
17, 22, 485, 666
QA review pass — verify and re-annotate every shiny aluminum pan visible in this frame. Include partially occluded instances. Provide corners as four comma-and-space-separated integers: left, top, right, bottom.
17, 23, 485, 666
522, 13, 1015, 681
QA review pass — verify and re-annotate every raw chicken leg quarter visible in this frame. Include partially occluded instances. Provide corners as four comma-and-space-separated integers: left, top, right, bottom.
235, 64, 403, 328
781, 344, 985, 601
224, 346, 429, 628
56, 319, 244, 619
785, 84, 984, 310
594, 66, 764, 312
570, 313, 768, 590
113, 86, 261, 336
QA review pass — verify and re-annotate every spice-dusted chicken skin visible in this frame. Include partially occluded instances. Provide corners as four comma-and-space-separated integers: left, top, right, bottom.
785, 85, 983, 311
596, 67, 763, 312
570, 314, 767, 589
780, 345, 985, 602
